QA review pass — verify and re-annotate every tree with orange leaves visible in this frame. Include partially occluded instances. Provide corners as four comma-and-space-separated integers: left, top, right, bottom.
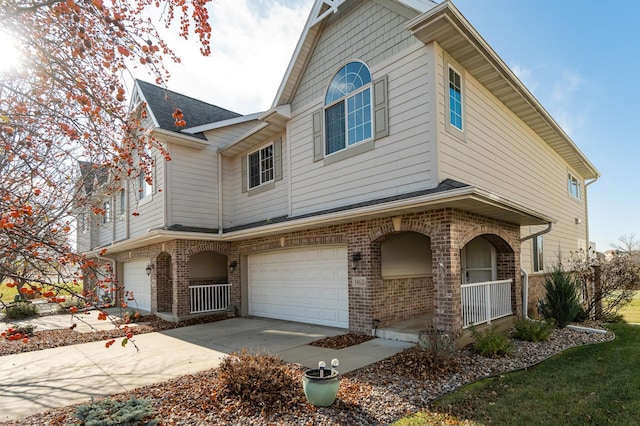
0, 0, 213, 336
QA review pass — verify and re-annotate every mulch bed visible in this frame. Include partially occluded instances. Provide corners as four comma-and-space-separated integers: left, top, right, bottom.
308, 333, 376, 349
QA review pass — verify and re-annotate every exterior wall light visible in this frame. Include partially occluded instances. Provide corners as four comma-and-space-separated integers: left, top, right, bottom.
229, 261, 238, 273
351, 252, 362, 271
145, 263, 153, 276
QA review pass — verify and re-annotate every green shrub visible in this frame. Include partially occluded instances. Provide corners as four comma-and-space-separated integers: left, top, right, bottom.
470, 325, 513, 358
56, 297, 87, 314
512, 319, 553, 342
74, 397, 158, 426
602, 312, 627, 323
417, 324, 461, 370
539, 264, 581, 328
217, 349, 303, 414
4, 301, 38, 319
13, 324, 37, 337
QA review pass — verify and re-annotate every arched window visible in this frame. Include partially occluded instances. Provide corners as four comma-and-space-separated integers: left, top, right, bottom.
324, 61, 372, 155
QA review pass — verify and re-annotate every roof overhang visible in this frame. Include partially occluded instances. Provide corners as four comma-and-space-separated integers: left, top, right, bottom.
406, 1, 599, 180
219, 105, 291, 157
88, 184, 552, 256
146, 127, 210, 149
182, 112, 263, 134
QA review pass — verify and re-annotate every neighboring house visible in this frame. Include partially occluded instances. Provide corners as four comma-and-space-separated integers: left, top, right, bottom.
77, 0, 599, 335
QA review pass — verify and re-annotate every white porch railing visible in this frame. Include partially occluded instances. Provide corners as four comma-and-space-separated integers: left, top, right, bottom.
190, 284, 231, 314
461, 279, 513, 328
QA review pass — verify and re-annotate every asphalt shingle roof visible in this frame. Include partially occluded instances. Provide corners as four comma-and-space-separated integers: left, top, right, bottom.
136, 80, 241, 139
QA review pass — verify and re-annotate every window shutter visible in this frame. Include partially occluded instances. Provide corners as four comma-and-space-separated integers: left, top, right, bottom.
274, 138, 283, 181
373, 75, 389, 139
241, 155, 248, 193
312, 109, 323, 161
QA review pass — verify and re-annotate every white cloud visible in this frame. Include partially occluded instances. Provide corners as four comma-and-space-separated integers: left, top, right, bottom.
139, 0, 313, 114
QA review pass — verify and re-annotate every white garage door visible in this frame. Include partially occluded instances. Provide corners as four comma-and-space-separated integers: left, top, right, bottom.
122, 259, 152, 312
248, 246, 349, 328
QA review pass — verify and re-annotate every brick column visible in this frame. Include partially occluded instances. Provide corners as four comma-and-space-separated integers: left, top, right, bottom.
173, 243, 190, 318
432, 223, 463, 332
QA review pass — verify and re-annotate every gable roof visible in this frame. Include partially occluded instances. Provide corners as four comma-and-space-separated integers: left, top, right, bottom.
273, 0, 437, 107
78, 161, 109, 196
406, 1, 599, 180
135, 80, 241, 139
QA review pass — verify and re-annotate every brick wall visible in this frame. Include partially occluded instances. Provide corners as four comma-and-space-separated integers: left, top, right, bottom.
113, 208, 521, 332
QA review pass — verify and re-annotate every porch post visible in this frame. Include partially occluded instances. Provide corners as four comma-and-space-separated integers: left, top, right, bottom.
432, 228, 463, 332
173, 244, 190, 318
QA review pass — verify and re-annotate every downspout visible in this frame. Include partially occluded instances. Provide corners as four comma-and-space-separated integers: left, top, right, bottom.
584, 176, 599, 254
520, 222, 553, 320
217, 150, 224, 235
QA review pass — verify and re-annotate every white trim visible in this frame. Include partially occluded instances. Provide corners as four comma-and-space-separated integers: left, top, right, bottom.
183, 112, 263, 134
134, 81, 159, 128
146, 128, 209, 149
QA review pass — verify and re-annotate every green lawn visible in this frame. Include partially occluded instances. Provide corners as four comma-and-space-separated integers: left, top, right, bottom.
619, 290, 640, 323
0, 281, 84, 304
394, 323, 640, 425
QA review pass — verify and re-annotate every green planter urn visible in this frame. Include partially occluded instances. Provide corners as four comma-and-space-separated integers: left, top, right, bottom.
303, 367, 340, 407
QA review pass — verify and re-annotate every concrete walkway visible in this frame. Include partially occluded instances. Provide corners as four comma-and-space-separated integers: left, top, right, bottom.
0, 316, 413, 422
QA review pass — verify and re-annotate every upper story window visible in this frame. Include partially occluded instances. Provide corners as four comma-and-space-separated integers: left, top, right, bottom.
567, 173, 581, 200
119, 189, 126, 215
102, 200, 111, 224
324, 62, 372, 155
533, 235, 544, 272
138, 173, 152, 200
248, 144, 274, 189
448, 66, 463, 131
78, 211, 87, 233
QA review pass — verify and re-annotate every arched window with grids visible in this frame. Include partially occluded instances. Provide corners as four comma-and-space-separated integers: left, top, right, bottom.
324, 61, 373, 155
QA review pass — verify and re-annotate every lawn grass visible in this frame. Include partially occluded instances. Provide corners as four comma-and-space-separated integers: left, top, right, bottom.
619, 290, 640, 323
416, 323, 640, 425
0, 281, 84, 304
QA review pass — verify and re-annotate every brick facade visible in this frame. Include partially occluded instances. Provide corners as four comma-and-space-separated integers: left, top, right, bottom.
115, 207, 521, 333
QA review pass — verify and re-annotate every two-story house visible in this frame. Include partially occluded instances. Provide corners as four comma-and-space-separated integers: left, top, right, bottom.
77, 0, 599, 335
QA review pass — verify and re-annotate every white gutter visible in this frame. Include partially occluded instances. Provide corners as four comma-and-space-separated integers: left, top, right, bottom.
146, 128, 210, 149
182, 112, 262, 134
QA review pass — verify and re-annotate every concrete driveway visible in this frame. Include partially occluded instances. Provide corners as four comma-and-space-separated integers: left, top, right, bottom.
0, 317, 413, 422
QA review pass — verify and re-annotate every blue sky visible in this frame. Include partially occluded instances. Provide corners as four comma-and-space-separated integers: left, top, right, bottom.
157, 0, 639, 251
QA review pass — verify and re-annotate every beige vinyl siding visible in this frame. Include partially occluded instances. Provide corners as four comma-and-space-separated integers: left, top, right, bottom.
129, 149, 165, 238
222, 135, 289, 229
167, 144, 218, 229
289, 44, 436, 216
292, 0, 419, 111
203, 121, 259, 147
433, 45, 588, 271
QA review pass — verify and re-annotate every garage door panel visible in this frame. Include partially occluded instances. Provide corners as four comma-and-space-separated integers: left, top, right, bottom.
249, 246, 348, 328
122, 259, 152, 312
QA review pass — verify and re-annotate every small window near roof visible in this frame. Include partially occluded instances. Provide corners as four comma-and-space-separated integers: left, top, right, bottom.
248, 144, 274, 189
324, 61, 372, 155
567, 173, 581, 200
448, 66, 463, 130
